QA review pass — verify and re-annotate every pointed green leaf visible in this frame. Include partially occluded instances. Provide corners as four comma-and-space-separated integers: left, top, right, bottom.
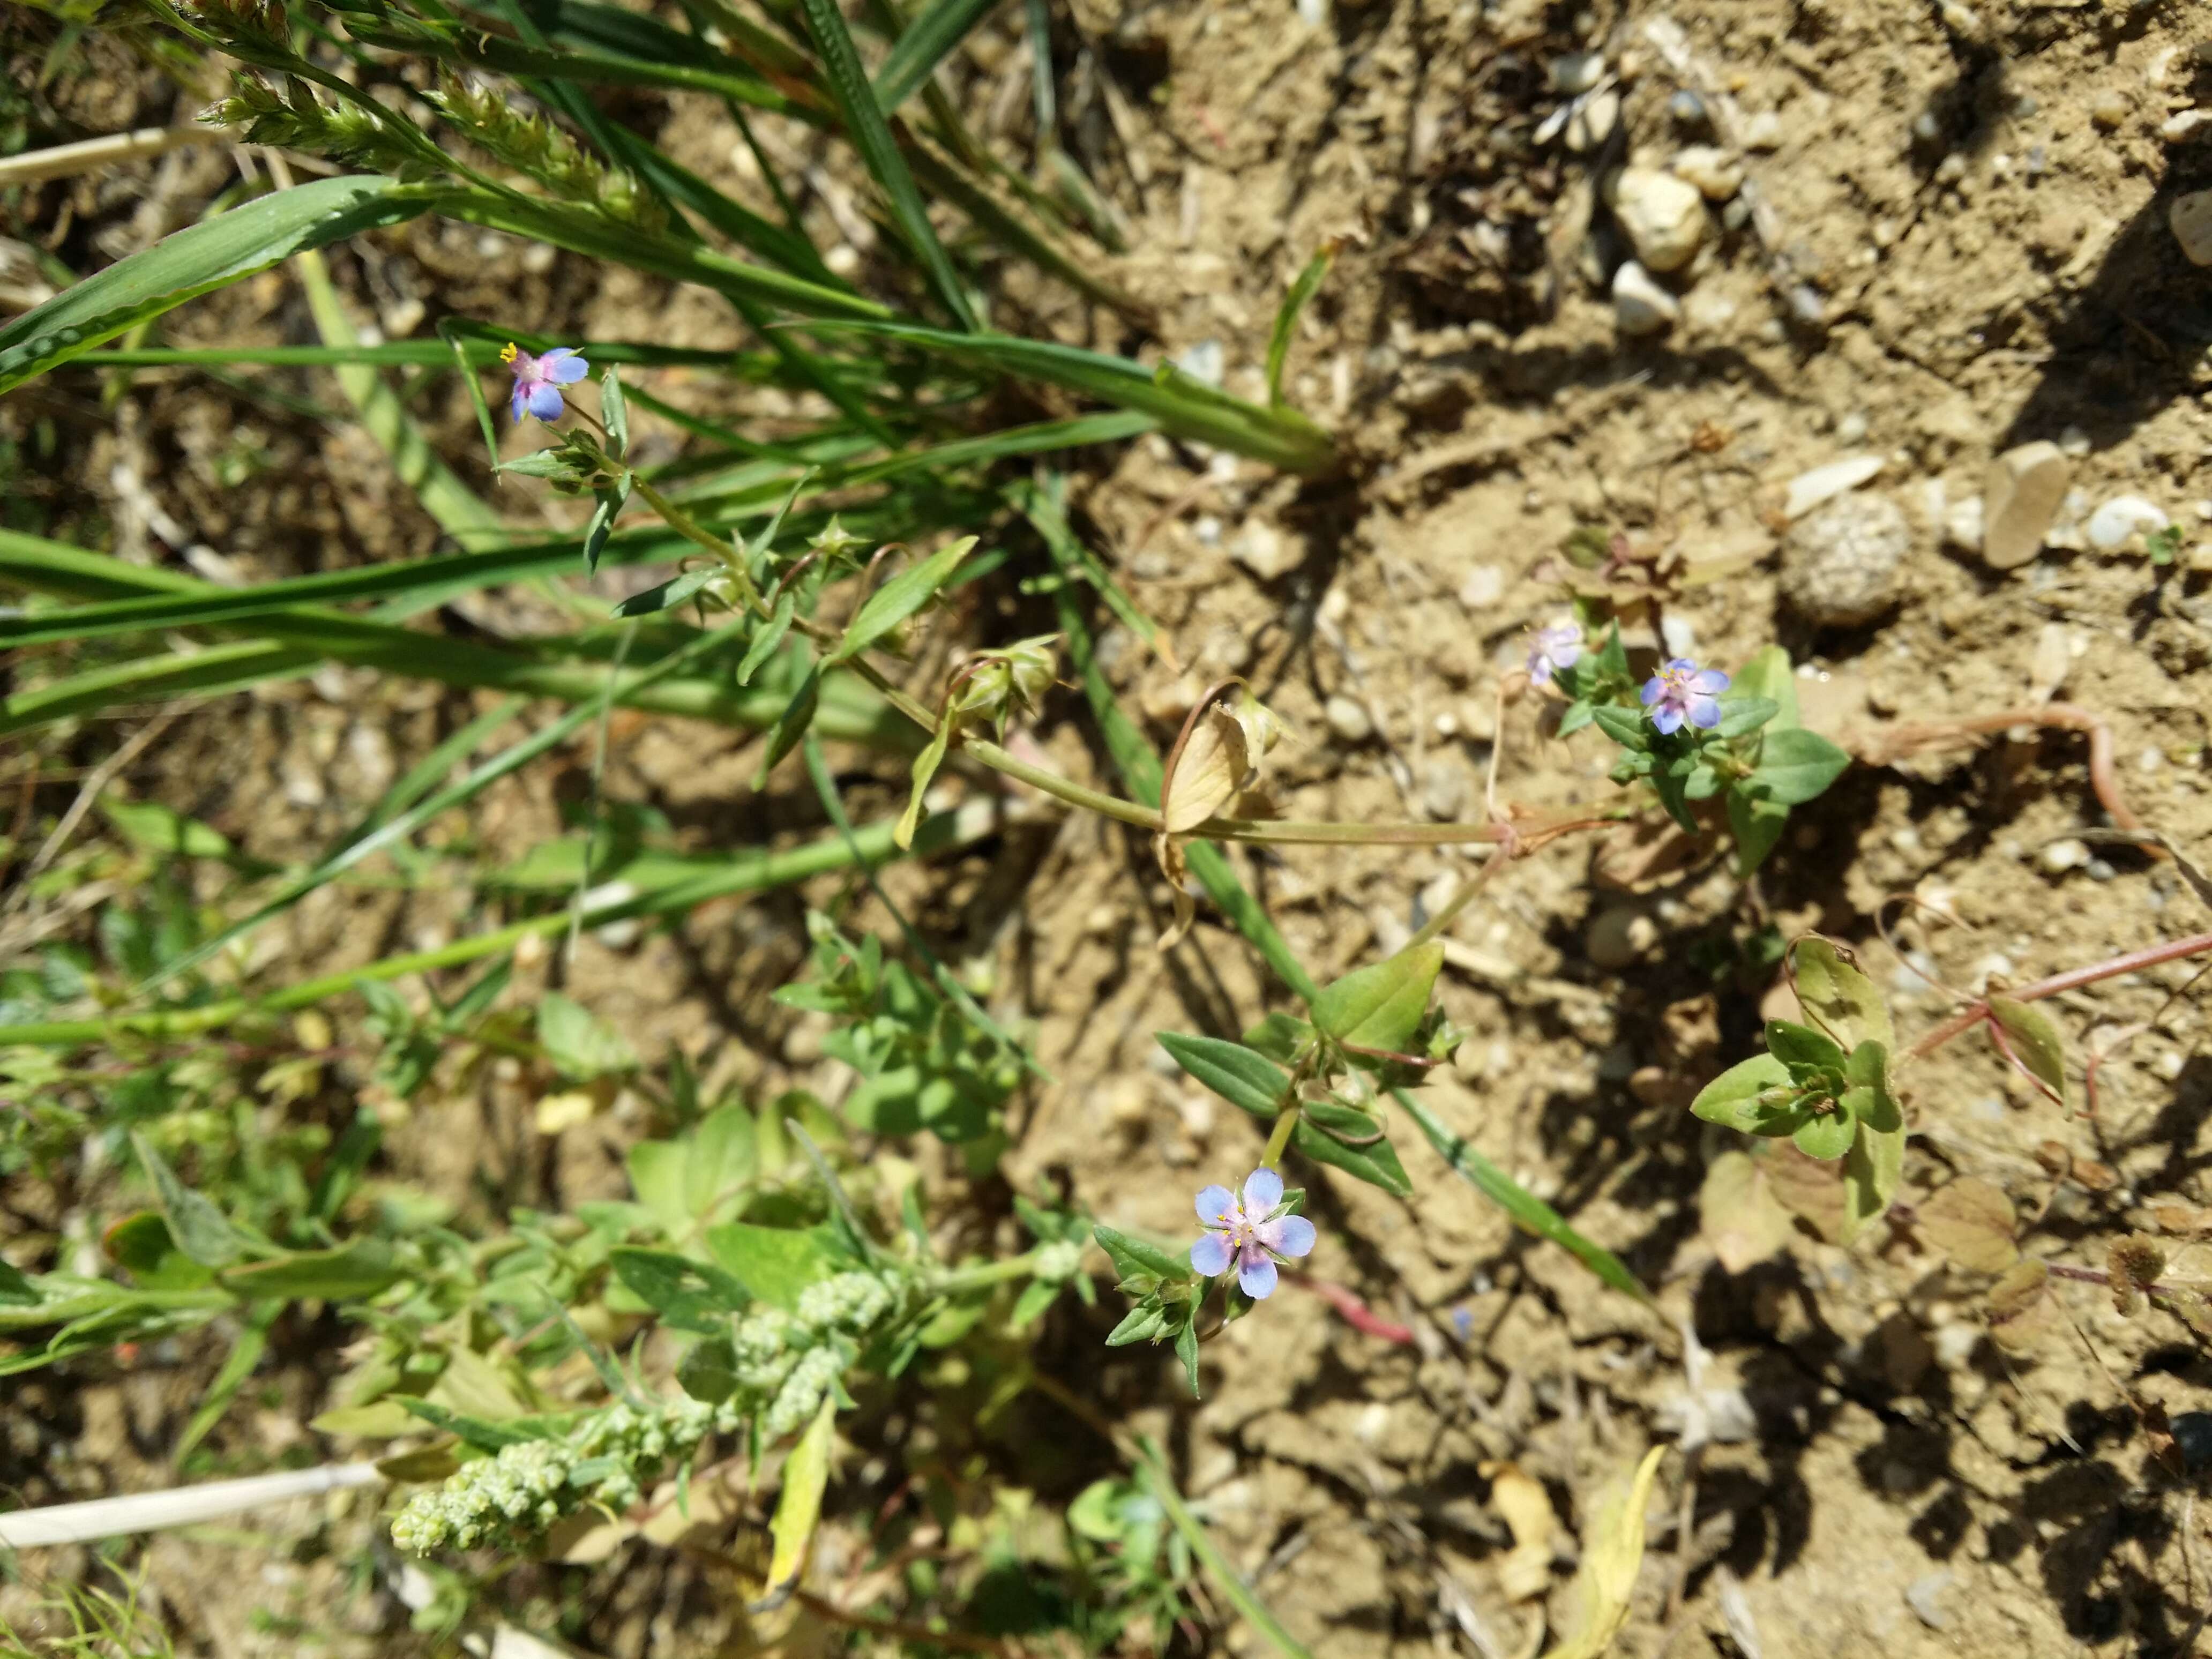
129, 1132, 244, 1267
1155, 1033, 1291, 1118
737, 591, 797, 685
1750, 727, 1850, 806
1311, 943, 1443, 1055
1092, 1224, 1190, 1288
1689, 1055, 1793, 1133
219, 1238, 401, 1301
895, 725, 953, 850
1840, 1115, 1904, 1245
1765, 1020, 1846, 1073
600, 364, 629, 456
754, 661, 822, 783
703, 1222, 843, 1311
1266, 242, 1336, 406
1791, 938, 1894, 1052
1293, 1103, 1411, 1196
829, 537, 976, 664
1590, 703, 1649, 749
1988, 995, 2066, 1106
1715, 696, 1780, 739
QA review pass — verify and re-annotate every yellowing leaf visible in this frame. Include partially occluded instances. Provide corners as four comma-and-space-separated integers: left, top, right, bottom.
1988, 995, 2066, 1107
752, 1395, 837, 1612
1479, 1460, 1556, 1603
1544, 1445, 1668, 1659
1987, 1258, 2056, 1355
1161, 704, 1251, 833
1790, 937, 1893, 1053
1699, 1152, 1796, 1274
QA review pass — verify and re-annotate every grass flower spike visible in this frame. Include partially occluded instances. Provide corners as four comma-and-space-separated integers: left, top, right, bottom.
1191, 1168, 1315, 1298
502, 342, 588, 422
1640, 656, 1729, 734
1526, 621, 1583, 685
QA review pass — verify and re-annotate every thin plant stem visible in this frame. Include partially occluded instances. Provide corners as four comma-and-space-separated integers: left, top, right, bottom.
1260, 1104, 1301, 1167
1904, 929, 2212, 1063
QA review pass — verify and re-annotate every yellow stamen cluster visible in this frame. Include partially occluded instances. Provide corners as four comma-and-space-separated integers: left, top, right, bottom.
499, 342, 519, 364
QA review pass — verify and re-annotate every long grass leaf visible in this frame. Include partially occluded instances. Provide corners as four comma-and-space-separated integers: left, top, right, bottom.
1266, 242, 1335, 407
903, 141, 1149, 322
814, 320, 1335, 473
794, 0, 978, 331
873, 0, 1004, 113
1137, 1441, 1313, 1659
0, 175, 429, 395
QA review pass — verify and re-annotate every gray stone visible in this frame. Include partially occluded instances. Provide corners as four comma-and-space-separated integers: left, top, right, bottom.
1780, 492, 1910, 627
2172, 189, 2212, 265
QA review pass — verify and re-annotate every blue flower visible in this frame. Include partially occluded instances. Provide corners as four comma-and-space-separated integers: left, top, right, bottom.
502, 342, 588, 423
1640, 656, 1729, 734
1526, 621, 1583, 685
1190, 1168, 1316, 1299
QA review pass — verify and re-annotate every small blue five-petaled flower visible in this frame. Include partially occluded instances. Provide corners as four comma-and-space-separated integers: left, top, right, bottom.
502, 342, 588, 423
1191, 1168, 1316, 1299
1640, 656, 1729, 735
1526, 621, 1583, 685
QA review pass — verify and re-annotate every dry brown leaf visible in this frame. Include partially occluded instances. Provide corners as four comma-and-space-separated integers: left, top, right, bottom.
1917, 1178, 2020, 1274
1761, 1144, 1847, 1244
1543, 1445, 1669, 1659
2151, 1203, 2212, 1239
1699, 1152, 1796, 1274
1160, 705, 1250, 834
1479, 1460, 1557, 1604
1987, 1258, 2057, 1354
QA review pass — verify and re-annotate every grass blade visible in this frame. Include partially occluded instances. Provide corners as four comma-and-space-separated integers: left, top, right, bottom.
0, 175, 429, 395
1137, 1440, 1312, 1659
1266, 241, 1336, 407
817, 320, 1335, 473
794, 0, 979, 331
873, 0, 1004, 113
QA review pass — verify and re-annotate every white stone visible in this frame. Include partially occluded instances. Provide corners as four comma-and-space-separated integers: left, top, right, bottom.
2163, 109, 2212, 143
1551, 51, 1605, 94
1231, 522, 1299, 580
1586, 907, 1659, 969
1980, 441, 2072, 569
2085, 494, 2170, 551
1325, 693, 1374, 743
1566, 90, 1620, 154
1783, 453, 1884, 519
1605, 167, 1708, 274
1661, 613, 1698, 656
1944, 494, 1984, 551
2038, 838, 2088, 875
1458, 563, 1506, 610
1611, 259, 1680, 334
1742, 110, 1784, 151
1670, 145, 1744, 201
2171, 190, 2212, 266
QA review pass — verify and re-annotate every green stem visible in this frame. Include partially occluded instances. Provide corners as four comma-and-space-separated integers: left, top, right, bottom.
1260, 1105, 1301, 1168
930, 1249, 1044, 1294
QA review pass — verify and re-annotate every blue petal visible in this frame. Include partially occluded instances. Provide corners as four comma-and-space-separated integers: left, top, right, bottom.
1639, 678, 1663, 706
543, 348, 589, 385
525, 383, 566, 421
1650, 704, 1684, 735
1259, 1214, 1316, 1259
1191, 1231, 1232, 1277
509, 385, 529, 423
1238, 1253, 1278, 1299
1240, 1167, 1283, 1215
1686, 696, 1723, 730
1194, 1184, 1235, 1225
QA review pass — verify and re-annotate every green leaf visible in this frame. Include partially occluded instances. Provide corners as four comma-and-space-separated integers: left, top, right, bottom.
1988, 995, 2066, 1106
218, 1239, 401, 1301
0, 1258, 34, 1304
102, 1210, 213, 1290
1729, 644, 1800, 729
609, 1245, 751, 1328
1104, 1302, 1168, 1346
1751, 727, 1850, 806
1556, 700, 1596, 738
795, 0, 977, 331
1092, 1224, 1190, 1289
99, 798, 237, 862
1688, 1055, 1794, 1133
1589, 703, 1649, 749
1155, 1033, 1291, 1118
497, 449, 592, 482
174, 1304, 278, 1462
1843, 1041, 1901, 1132
1726, 784, 1790, 875
677, 1334, 738, 1404
129, 1132, 244, 1268
1764, 1020, 1846, 1073
1311, 943, 1443, 1055
1293, 1103, 1411, 1196
538, 991, 638, 1077
399, 1397, 536, 1452
1010, 1277, 1059, 1330
1790, 938, 1894, 1052
1715, 696, 1781, 739
1790, 1108, 1855, 1161
1841, 1112, 1904, 1245
873, 0, 1005, 113
829, 537, 976, 664
1139, 1440, 1313, 1658
1174, 1313, 1201, 1398
600, 364, 629, 457
1266, 242, 1336, 406
0, 176, 429, 395
1240, 1012, 1316, 1065
703, 1222, 844, 1311
613, 564, 726, 619
895, 723, 953, 850
753, 661, 821, 783
581, 475, 632, 573
736, 591, 797, 686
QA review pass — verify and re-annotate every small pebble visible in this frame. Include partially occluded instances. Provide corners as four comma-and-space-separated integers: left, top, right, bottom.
2164, 109, 2212, 143
2158, 190, 2212, 264
1906, 1571, 1956, 1632
2157, 1050, 2186, 1082
2140, 746, 2164, 771
1611, 259, 1680, 334
2085, 494, 2170, 551
1783, 453, 1884, 519
1458, 563, 1506, 610
1780, 492, 1910, 627
1421, 758, 1470, 821
1980, 441, 2072, 569
1944, 496, 1984, 552
1605, 167, 1708, 273
2089, 90, 2131, 130
1660, 613, 1697, 656
1742, 110, 1783, 151
1668, 89, 1709, 130
2038, 838, 2088, 875
1177, 339, 1225, 386
1566, 89, 1620, 154
1551, 51, 1605, 94
2087, 857, 2117, 881
1670, 144, 1744, 201
1586, 906, 1659, 969
1325, 693, 1374, 744
1231, 522, 1301, 580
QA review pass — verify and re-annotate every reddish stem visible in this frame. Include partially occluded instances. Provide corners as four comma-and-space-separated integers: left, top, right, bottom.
1855, 703, 2146, 838
1905, 929, 2212, 1062
1291, 1277, 1416, 1344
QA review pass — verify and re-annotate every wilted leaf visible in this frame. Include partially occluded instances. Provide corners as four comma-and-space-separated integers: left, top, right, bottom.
1790, 938, 1893, 1053
1700, 1152, 1796, 1274
1161, 704, 1251, 834
1544, 1445, 1669, 1659
1987, 995, 2065, 1107
2151, 1202, 2212, 1239
751, 1395, 836, 1611
1987, 1258, 2056, 1354
1762, 1144, 1847, 1243
1479, 1460, 1556, 1603
1917, 1178, 2019, 1274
